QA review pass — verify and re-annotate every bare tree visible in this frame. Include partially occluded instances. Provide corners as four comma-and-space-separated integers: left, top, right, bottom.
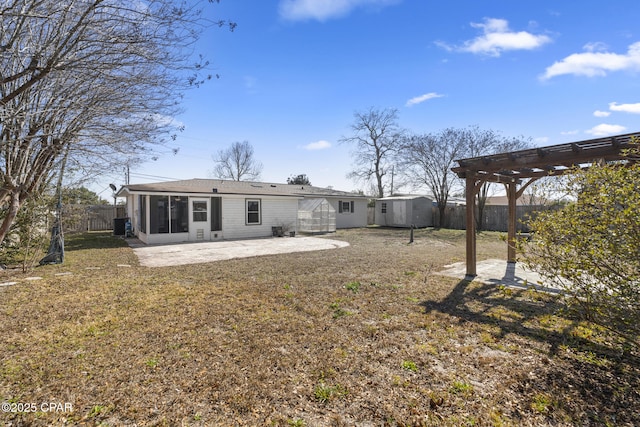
521, 174, 571, 206
0, 0, 234, 246
340, 107, 403, 198
463, 127, 531, 230
212, 141, 263, 181
399, 128, 467, 227
398, 126, 531, 229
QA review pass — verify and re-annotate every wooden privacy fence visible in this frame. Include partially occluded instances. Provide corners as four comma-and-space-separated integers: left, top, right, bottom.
62, 205, 126, 233
370, 204, 556, 231
433, 204, 557, 232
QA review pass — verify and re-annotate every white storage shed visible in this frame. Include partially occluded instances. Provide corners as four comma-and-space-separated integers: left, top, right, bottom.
375, 195, 433, 228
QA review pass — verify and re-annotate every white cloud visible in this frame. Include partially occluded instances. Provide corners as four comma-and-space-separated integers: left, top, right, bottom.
585, 123, 627, 137
541, 41, 640, 80
534, 136, 549, 144
440, 18, 552, 57
593, 110, 611, 117
583, 42, 609, 53
405, 92, 444, 107
279, 0, 398, 22
609, 101, 640, 114
302, 140, 332, 150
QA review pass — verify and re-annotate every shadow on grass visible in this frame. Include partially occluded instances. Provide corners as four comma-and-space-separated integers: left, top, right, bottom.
421, 278, 640, 424
422, 278, 626, 357
63, 231, 128, 252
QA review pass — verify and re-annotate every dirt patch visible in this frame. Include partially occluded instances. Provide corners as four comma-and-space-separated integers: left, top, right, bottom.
1, 228, 638, 426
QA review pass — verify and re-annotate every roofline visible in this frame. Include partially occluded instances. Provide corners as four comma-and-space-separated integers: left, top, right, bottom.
117, 188, 302, 198
116, 179, 370, 199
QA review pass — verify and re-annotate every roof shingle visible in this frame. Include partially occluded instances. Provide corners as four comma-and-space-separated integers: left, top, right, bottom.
119, 179, 367, 198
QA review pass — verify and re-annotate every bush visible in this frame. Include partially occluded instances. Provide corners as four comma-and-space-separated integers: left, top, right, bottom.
522, 154, 640, 349
0, 195, 52, 270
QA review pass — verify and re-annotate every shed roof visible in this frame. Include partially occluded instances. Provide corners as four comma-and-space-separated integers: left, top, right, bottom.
377, 195, 432, 201
117, 178, 367, 199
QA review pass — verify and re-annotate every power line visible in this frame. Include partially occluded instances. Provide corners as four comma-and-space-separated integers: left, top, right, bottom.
128, 172, 181, 181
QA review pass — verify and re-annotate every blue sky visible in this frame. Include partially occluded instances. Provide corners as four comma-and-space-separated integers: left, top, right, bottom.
102, 0, 640, 197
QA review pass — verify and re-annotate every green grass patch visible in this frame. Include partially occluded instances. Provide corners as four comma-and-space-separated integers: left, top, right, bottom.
314, 382, 347, 403
345, 281, 361, 292
401, 360, 418, 372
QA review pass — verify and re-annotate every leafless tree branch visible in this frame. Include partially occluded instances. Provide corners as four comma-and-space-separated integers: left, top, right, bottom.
0, 0, 233, 245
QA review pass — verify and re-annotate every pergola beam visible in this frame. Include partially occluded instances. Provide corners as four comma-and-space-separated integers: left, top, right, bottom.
452, 133, 638, 176
453, 132, 639, 278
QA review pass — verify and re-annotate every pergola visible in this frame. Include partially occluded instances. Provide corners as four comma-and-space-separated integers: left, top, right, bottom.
452, 132, 639, 278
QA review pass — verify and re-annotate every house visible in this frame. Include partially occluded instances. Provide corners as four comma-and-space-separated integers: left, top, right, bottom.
374, 195, 433, 228
116, 179, 368, 244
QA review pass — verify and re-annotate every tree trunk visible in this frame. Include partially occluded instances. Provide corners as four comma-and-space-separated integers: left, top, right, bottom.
476, 196, 486, 231
0, 190, 22, 247
376, 175, 384, 198
476, 182, 490, 231
438, 203, 447, 228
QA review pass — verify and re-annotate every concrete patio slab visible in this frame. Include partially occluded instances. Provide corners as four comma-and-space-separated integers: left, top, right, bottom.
129, 236, 350, 267
437, 259, 561, 293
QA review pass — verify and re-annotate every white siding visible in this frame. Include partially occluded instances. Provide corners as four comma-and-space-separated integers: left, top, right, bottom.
221, 195, 299, 240
125, 194, 136, 223
126, 194, 148, 243
145, 232, 189, 244
327, 197, 368, 229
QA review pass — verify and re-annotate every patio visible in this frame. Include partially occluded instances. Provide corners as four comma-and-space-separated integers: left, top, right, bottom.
127, 236, 350, 267
437, 258, 561, 293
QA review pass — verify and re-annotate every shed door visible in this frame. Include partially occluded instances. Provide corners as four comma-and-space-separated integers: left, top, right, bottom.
189, 198, 210, 241
393, 201, 406, 225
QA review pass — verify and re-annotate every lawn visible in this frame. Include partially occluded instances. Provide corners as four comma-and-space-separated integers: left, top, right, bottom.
1, 228, 638, 426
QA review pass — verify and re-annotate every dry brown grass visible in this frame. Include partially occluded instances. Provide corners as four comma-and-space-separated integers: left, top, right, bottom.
1, 228, 638, 426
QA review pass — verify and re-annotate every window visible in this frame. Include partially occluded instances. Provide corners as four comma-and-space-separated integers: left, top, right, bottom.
192, 200, 207, 222
246, 199, 261, 225
381, 202, 387, 214
171, 197, 189, 232
211, 197, 222, 231
139, 195, 147, 233
338, 200, 355, 214
149, 195, 188, 234
149, 195, 169, 233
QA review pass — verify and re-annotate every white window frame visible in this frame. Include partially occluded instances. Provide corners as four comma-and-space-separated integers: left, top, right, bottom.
338, 200, 355, 214
246, 199, 261, 225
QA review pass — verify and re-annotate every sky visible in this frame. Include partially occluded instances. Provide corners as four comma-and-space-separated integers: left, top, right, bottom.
99, 0, 640, 199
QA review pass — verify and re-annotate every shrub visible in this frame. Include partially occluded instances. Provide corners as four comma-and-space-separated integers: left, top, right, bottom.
522, 150, 640, 349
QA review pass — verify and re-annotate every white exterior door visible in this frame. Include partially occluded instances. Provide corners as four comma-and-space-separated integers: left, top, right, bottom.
189, 198, 210, 241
